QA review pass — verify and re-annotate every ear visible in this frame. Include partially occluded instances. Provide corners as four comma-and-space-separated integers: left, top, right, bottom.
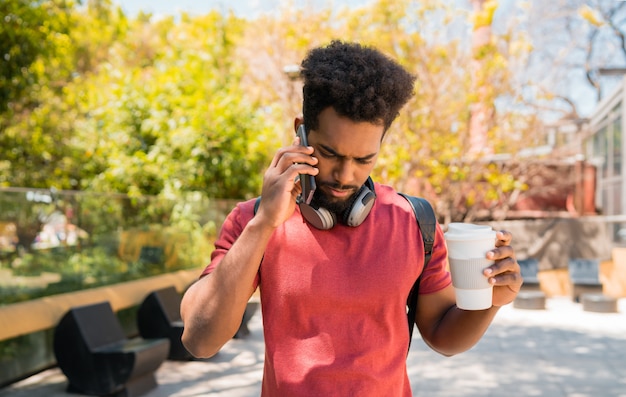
294, 117, 304, 134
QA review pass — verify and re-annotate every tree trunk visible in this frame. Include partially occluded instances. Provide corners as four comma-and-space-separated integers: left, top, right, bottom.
468, 0, 495, 158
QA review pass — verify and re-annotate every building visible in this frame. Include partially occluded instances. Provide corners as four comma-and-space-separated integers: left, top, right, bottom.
587, 76, 626, 245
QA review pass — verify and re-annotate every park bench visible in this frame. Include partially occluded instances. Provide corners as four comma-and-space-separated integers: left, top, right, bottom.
518, 258, 541, 290
567, 258, 618, 312
568, 258, 604, 302
137, 285, 259, 359
235, 299, 260, 338
137, 286, 193, 361
514, 258, 546, 310
53, 301, 169, 397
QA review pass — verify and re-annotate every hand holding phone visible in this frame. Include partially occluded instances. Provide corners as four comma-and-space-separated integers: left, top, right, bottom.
296, 124, 316, 205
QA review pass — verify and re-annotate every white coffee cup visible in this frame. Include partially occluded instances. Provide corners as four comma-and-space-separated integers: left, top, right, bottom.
444, 223, 496, 310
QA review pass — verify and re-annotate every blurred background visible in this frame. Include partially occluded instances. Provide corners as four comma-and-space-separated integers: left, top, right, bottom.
1, 0, 626, 387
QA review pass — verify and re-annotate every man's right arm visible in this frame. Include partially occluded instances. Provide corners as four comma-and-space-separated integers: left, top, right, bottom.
180, 215, 276, 358
180, 134, 318, 358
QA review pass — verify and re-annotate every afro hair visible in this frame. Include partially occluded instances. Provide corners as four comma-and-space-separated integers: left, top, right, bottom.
300, 40, 415, 134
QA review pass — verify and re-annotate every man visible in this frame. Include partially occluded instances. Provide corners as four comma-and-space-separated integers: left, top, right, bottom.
181, 40, 522, 396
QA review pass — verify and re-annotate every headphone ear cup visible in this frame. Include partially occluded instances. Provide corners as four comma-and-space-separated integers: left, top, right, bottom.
299, 203, 336, 230
343, 186, 376, 227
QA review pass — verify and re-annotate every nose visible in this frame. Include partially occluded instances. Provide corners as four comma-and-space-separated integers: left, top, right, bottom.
332, 159, 354, 187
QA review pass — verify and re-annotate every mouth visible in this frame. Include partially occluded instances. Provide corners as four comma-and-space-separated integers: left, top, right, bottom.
327, 188, 352, 199
313, 183, 360, 214
321, 184, 357, 200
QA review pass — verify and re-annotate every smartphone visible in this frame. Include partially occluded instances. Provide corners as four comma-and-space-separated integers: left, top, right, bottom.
296, 124, 316, 205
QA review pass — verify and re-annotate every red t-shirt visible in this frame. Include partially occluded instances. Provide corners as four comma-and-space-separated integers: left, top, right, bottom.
202, 183, 451, 396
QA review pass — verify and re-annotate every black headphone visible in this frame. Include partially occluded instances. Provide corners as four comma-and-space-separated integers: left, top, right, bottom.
299, 177, 376, 230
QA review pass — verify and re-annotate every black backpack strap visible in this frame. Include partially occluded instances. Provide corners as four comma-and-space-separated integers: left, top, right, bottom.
253, 196, 264, 260
254, 196, 262, 214
398, 193, 436, 351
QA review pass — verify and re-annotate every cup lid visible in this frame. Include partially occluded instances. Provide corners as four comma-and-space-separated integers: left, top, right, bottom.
444, 223, 495, 241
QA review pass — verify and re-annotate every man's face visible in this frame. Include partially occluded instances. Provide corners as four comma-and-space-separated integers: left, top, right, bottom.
306, 107, 384, 214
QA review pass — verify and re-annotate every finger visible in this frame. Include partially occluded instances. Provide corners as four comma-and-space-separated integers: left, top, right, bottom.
487, 269, 522, 286
275, 164, 316, 195
277, 153, 318, 173
494, 230, 512, 247
484, 255, 522, 286
486, 245, 515, 262
269, 147, 287, 168
485, 254, 517, 273
269, 143, 315, 168
293, 174, 302, 189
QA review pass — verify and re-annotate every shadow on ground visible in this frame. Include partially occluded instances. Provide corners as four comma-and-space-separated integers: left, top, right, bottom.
3, 304, 626, 397
408, 322, 626, 397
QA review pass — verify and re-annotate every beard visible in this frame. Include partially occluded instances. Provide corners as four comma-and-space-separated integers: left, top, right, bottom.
311, 182, 360, 215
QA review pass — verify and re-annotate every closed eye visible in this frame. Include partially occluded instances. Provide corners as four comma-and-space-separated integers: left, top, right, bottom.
317, 147, 336, 159
318, 144, 376, 164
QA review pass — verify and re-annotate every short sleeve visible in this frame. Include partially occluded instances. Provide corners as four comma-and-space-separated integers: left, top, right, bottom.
417, 222, 452, 294
200, 199, 257, 280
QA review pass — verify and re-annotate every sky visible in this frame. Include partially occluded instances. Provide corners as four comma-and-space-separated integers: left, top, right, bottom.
113, 0, 375, 18
110, 0, 612, 117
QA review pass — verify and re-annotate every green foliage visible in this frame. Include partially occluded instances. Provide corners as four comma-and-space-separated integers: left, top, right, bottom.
0, 187, 236, 305
0, 0, 80, 189
0, 0, 540, 221
0, 229, 204, 304
0, 0, 75, 113
0, 2, 277, 199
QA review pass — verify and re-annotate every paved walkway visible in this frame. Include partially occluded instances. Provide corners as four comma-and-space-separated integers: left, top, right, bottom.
2, 297, 626, 397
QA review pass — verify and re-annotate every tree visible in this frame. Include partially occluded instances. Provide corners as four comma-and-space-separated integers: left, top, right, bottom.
0, 0, 82, 189
0, 2, 276, 200
72, 10, 277, 199
0, 0, 76, 113
318, 0, 531, 222
0, 0, 578, 222
520, 0, 626, 119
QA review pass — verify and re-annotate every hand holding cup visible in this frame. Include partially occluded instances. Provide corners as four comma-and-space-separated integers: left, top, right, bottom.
444, 223, 497, 310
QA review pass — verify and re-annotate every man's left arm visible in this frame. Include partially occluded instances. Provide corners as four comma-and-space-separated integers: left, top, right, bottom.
415, 230, 522, 356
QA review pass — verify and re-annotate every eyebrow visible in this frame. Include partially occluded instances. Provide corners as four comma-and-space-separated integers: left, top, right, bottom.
318, 143, 378, 162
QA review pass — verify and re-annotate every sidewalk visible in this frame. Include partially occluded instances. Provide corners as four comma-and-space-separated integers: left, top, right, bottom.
2, 297, 626, 397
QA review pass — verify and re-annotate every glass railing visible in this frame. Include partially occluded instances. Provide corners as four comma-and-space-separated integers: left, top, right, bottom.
0, 188, 239, 305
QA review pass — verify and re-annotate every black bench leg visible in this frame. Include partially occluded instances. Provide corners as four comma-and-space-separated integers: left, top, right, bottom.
110, 372, 158, 397
67, 382, 122, 395
234, 301, 259, 339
